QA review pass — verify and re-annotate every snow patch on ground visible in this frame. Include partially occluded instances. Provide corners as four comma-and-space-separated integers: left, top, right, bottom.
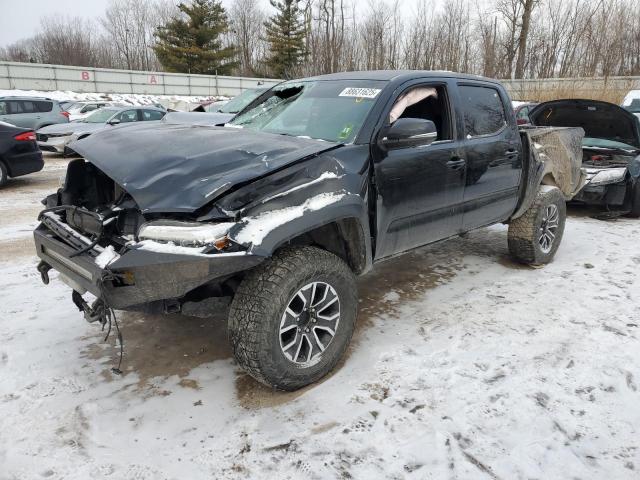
2, 217, 639, 479
1, 158, 640, 479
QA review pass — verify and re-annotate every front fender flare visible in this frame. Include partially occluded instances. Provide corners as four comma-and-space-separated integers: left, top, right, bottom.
227, 192, 372, 272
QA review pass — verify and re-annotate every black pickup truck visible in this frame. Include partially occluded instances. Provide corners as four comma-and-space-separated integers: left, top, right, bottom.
33, 71, 583, 390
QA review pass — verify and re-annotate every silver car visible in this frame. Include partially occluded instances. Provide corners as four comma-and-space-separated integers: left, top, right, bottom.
37, 106, 166, 155
0, 96, 69, 130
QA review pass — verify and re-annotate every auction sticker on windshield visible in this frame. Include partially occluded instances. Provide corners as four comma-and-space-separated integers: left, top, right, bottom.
339, 87, 382, 99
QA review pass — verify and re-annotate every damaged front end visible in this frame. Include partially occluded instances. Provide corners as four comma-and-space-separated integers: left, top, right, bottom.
34, 159, 264, 314
528, 99, 640, 211
573, 147, 640, 207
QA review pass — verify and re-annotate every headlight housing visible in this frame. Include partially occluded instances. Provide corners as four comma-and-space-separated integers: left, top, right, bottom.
138, 220, 232, 249
586, 167, 627, 187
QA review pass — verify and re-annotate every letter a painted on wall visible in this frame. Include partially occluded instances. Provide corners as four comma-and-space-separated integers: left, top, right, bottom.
149, 75, 157, 84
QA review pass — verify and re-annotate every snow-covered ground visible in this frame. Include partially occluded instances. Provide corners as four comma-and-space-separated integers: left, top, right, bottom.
0, 89, 227, 111
1, 156, 639, 479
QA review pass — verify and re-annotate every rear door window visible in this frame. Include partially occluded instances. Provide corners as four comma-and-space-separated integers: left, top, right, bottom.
19, 101, 38, 113
142, 109, 164, 121
459, 85, 507, 137
35, 101, 53, 112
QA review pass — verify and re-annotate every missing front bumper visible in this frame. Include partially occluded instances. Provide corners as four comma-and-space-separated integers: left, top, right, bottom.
34, 223, 265, 310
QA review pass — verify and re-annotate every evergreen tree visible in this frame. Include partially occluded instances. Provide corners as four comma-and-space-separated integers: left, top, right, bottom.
264, 0, 307, 78
154, 0, 237, 75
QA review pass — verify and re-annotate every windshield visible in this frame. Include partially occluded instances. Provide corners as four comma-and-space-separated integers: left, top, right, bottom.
218, 89, 266, 114
83, 109, 117, 123
582, 137, 638, 152
228, 80, 387, 143
67, 103, 86, 112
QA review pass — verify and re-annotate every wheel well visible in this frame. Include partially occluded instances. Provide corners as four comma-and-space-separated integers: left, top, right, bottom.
541, 173, 558, 188
279, 219, 367, 274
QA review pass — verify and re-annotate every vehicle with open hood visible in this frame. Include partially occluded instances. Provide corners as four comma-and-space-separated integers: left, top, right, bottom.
530, 99, 640, 217
33, 71, 584, 390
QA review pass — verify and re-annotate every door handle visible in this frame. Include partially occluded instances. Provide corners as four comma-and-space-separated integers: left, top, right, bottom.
505, 149, 517, 156
446, 158, 466, 170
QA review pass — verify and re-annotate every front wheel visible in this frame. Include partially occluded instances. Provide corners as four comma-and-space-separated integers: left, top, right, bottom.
228, 246, 358, 391
508, 186, 567, 265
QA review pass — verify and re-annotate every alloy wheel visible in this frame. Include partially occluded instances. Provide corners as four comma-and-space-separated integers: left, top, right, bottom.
279, 282, 341, 365
539, 204, 559, 253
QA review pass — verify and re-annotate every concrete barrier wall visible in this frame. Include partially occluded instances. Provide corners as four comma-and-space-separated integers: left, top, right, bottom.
0, 61, 281, 97
2, 61, 638, 103
501, 76, 640, 103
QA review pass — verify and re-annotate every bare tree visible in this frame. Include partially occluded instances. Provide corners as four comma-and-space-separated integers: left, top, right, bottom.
229, 0, 267, 76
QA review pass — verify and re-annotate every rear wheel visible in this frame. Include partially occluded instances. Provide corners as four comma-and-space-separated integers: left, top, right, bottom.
0, 161, 8, 187
508, 186, 566, 265
228, 246, 358, 391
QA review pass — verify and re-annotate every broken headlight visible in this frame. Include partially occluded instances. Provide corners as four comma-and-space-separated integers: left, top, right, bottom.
586, 167, 627, 187
138, 220, 232, 249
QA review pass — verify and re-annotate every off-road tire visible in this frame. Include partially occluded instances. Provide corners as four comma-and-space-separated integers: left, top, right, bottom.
508, 186, 566, 265
0, 161, 8, 187
228, 246, 358, 391
627, 181, 640, 218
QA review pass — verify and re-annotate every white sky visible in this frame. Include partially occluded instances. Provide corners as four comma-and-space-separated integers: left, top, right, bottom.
0, 0, 438, 47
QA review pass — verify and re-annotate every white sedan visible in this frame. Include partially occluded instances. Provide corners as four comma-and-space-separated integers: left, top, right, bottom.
37, 106, 165, 155
65, 101, 125, 121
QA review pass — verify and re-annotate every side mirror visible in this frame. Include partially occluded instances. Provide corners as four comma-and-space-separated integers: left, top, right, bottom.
381, 118, 438, 149
108, 118, 121, 126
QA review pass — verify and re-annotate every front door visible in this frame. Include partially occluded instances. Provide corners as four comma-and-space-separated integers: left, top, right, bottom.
373, 82, 466, 259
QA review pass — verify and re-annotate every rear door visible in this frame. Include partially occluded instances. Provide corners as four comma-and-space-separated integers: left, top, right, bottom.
457, 83, 522, 231
373, 80, 466, 258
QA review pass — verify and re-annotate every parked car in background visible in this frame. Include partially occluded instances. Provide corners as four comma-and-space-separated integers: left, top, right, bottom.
192, 99, 227, 112
37, 106, 166, 155
0, 97, 69, 130
65, 101, 124, 121
513, 101, 538, 125
623, 99, 640, 120
34, 71, 584, 390
58, 100, 75, 111
206, 87, 269, 114
192, 88, 270, 113
0, 120, 44, 186
622, 90, 640, 120
530, 99, 640, 216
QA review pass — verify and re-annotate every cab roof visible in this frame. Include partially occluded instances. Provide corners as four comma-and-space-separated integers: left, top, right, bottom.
299, 70, 500, 84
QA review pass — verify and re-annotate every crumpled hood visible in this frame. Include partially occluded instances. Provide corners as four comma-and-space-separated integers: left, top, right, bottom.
71, 122, 340, 213
530, 99, 640, 149
38, 122, 105, 135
